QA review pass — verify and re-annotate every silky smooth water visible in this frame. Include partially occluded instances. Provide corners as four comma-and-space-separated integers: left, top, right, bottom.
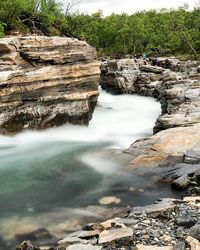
0, 90, 180, 248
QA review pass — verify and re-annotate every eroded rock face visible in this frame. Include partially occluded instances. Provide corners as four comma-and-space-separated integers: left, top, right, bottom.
0, 36, 100, 134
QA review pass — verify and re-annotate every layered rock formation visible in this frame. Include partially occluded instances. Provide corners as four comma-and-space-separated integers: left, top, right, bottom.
101, 59, 200, 171
0, 36, 100, 134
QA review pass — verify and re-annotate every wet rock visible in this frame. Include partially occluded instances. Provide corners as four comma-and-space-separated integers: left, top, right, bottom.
68, 230, 100, 238
171, 175, 190, 190
129, 198, 177, 218
98, 227, 133, 244
98, 196, 121, 205
183, 197, 200, 202
162, 163, 200, 182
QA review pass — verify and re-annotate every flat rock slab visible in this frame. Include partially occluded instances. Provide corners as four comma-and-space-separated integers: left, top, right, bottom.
129, 198, 178, 218
183, 197, 200, 202
136, 245, 173, 250
58, 236, 88, 246
66, 244, 102, 250
140, 65, 164, 73
98, 227, 133, 244
126, 125, 200, 168
162, 163, 200, 181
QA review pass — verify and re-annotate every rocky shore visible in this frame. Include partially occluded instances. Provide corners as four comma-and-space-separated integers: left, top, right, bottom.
0, 36, 100, 134
16, 196, 200, 250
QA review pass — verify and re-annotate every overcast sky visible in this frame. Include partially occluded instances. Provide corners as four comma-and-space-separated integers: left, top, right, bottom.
58, 0, 199, 16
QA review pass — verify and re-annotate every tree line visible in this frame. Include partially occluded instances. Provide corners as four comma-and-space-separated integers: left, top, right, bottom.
0, 0, 200, 58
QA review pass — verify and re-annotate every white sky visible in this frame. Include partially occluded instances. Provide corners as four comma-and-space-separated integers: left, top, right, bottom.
58, 0, 199, 16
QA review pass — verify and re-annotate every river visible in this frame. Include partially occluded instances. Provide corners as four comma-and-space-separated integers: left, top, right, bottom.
0, 90, 180, 249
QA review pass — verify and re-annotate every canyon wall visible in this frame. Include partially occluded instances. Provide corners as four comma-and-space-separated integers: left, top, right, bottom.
0, 36, 100, 134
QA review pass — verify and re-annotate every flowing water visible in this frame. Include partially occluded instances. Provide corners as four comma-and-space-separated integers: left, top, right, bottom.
0, 90, 181, 249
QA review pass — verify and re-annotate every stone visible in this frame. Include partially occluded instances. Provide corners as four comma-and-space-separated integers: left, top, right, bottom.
68, 230, 100, 238
186, 236, 200, 250
188, 224, 200, 241
98, 196, 121, 205
126, 125, 200, 168
66, 244, 101, 250
176, 214, 196, 227
136, 245, 173, 250
0, 36, 100, 134
129, 199, 177, 218
162, 164, 200, 183
98, 227, 133, 244
174, 241, 186, 250
16, 241, 40, 250
183, 197, 200, 203
171, 175, 190, 190
161, 234, 172, 242
140, 65, 164, 74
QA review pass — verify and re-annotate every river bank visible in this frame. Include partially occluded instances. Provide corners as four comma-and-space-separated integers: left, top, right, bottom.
15, 58, 200, 250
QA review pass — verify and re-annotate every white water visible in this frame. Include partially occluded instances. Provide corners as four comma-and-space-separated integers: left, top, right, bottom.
0, 90, 160, 174
0, 90, 168, 249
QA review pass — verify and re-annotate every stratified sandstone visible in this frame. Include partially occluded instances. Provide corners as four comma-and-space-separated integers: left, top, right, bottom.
0, 36, 100, 134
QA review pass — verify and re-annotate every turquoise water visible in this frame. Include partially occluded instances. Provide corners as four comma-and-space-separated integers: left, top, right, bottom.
0, 90, 180, 249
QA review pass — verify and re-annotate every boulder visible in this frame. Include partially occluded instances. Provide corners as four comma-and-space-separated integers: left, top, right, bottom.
126, 125, 200, 168
98, 227, 133, 244
129, 198, 177, 218
140, 65, 164, 74
188, 224, 200, 241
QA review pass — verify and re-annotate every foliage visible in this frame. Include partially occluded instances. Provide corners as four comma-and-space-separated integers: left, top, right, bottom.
0, 0, 200, 57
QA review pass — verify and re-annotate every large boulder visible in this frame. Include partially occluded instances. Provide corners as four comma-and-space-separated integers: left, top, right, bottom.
0, 36, 100, 134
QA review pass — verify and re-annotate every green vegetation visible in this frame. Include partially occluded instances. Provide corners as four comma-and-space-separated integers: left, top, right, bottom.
0, 0, 200, 57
